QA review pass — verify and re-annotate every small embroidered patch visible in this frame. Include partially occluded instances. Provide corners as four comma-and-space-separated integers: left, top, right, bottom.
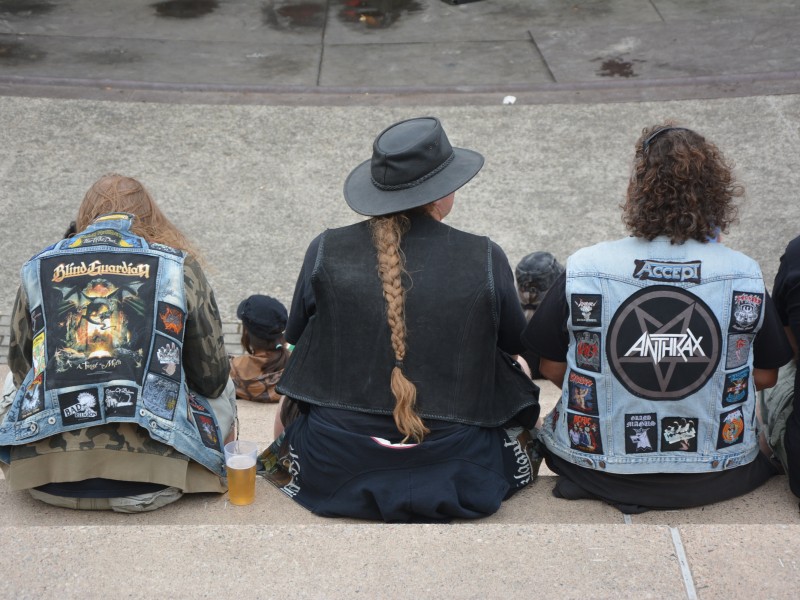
195, 413, 220, 450
624, 412, 657, 453
142, 373, 179, 420
19, 374, 45, 420
148, 334, 181, 381
660, 417, 699, 452
58, 389, 102, 426
103, 385, 138, 418
717, 407, 745, 448
574, 330, 602, 373
567, 370, 599, 415
156, 302, 185, 338
725, 334, 754, 369
571, 294, 602, 327
722, 367, 749, 406
567, 413, 603, 454
729, 291, 763, 333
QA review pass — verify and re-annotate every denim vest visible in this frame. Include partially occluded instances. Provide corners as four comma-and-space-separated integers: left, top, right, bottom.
277, 217, 539, 428
539, 236, 766, 474
0, 214, 225, 475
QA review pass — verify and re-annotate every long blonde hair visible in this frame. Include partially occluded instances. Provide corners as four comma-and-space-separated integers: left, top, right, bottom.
76, 174, 201, 259
370, 213, 429, 443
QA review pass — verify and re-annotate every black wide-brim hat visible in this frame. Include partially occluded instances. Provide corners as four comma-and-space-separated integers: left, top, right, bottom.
344, 117, 484, 216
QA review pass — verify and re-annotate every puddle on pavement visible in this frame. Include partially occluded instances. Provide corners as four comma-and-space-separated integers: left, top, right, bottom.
593, 57, 644, 78
337, 0, 423, 29
0, 1, 56, 16
262, 2, 325, 30
0, 40, 46, 64
152, 0, 218, 19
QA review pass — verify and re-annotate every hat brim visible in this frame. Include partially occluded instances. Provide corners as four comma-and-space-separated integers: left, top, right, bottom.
343, 147, 484, 217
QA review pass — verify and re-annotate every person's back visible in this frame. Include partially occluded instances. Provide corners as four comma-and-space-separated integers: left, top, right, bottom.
523, 124, 792, 512
1, 174, 233, 512
262, 117, 540, 522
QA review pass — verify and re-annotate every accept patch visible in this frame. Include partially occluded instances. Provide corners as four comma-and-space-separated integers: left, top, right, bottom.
632, 259, 701, 283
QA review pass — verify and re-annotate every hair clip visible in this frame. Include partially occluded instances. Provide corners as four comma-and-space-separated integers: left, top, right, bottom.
642, 127, 690, 153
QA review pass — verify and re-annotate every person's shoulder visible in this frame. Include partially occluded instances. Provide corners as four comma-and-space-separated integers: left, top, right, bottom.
781, 234, 800, 262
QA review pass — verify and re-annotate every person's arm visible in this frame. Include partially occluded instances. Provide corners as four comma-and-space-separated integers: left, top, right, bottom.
491, 242, 528, 355
181, 256, 229, 398
284, 235, 323, 345
8, 286, 33, 387
751, 291, 793, 390
539, 357, 567, 388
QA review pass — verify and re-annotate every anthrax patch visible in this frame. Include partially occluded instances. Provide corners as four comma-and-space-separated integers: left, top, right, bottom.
30, 305, 44, 334
625, 413, 657, 454
574, 331, 602, 373
103, 385, 137, 418
567, 371, 599, 415
195, 414, 221, 450
660, 417, 699, 452
632, 259, 702, 283
571, 294, 602, 327
19, 374, 45, 420
729, 291, 763, 333
567, 414, 603, 454
726, 334, 754, 369
607, 286, 721, 400
156, 302, 185, 339
58, 389, 102, 426
148, 334, 181, 381
142, 373, 179, 420
722, 368, 749, 406
717, 407, 745, 448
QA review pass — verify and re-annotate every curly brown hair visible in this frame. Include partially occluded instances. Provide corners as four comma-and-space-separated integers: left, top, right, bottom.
623, 123, 743, 243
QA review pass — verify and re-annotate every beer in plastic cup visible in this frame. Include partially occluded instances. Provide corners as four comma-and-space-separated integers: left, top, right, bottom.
224, 440, 258, 506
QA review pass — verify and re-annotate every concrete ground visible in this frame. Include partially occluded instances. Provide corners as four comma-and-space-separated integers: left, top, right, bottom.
2, 1, 800, 599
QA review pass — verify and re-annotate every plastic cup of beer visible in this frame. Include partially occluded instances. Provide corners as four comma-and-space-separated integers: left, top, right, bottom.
224, 440, 258, 506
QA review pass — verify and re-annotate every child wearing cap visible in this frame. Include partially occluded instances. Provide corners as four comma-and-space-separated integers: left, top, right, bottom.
230, 295, 290, 403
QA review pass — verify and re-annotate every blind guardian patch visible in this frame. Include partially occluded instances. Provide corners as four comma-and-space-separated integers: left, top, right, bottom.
607, 286, 721, 400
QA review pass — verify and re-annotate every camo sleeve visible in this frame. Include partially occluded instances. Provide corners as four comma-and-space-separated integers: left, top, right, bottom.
182, 256, 230, 398
8, 286, 33, 388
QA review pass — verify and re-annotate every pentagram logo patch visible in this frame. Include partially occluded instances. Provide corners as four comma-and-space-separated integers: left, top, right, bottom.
607, 285, 721, 400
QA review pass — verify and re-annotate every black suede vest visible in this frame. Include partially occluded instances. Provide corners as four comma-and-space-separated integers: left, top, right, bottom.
277, 216, 539, 428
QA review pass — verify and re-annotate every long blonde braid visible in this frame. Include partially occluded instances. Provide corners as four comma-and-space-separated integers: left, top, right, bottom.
370, 214, 430, 443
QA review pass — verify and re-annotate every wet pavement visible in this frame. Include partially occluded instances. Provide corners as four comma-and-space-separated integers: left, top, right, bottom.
0, 0, 799, 102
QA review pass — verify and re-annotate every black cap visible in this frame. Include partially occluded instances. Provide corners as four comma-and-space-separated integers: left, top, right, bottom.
236, 295, 288, 340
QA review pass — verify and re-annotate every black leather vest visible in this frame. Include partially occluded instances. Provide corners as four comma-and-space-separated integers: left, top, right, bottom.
278, 216, 539, 428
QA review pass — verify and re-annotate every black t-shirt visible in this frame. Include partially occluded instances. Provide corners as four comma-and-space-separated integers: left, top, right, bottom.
522, 270, 791, 510
770, 234, 800, 496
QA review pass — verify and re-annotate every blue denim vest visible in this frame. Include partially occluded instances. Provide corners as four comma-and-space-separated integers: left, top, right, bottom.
539, 236, 766, 474
0, 214, 225, 475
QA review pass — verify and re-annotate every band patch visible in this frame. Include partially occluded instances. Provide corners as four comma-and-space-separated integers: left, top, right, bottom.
142, 373, 179, 420
67, 228, 141, 249
156, 302, 185, 339
19, 374, 45, 420
571, 294, 602, 327
625, 412, 657, 453
550, 406, 560, 431
149, 242, 182, 256
149, 334, 181, 381
717, 407, 745, 448
103, 385, 138, 418
58, 389, 102, 426
607, 285, 721, 400
660, 417, 698, 452
188, 393, 211, 415
725, 334, 754, 369
574, 331, 602, 373
567, 371, 598, 415
195, 414, 221, 450
633, 259, 701, 283
568, 414, 603, 454
30, 305, 44, 334
722, 368, 749, 406
32, 332, 46, 377
729, 291, 763, 333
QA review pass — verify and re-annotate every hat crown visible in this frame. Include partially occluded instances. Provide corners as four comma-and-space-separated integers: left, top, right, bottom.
370, 117, 454, 189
